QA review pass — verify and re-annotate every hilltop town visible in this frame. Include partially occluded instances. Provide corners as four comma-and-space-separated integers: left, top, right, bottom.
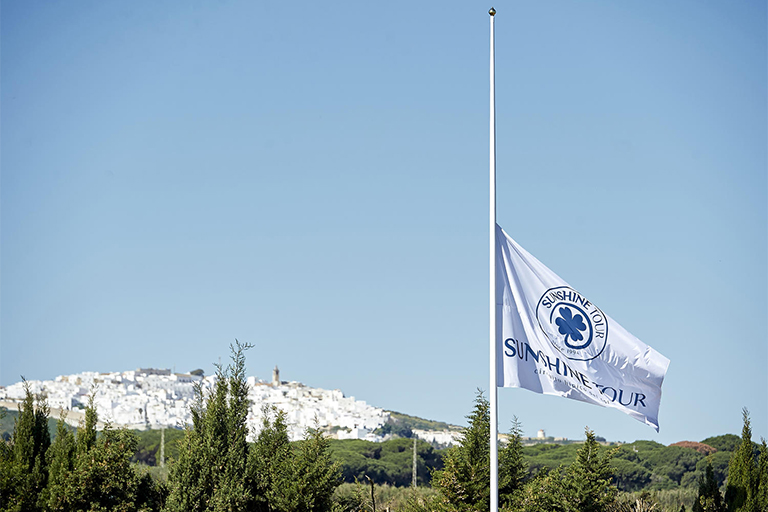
0, 367, 396, 442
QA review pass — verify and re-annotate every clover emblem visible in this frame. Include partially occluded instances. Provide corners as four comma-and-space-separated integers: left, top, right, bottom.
555, 307, 587, 347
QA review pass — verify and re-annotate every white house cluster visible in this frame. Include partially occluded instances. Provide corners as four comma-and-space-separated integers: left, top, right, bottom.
0, 366, 390, 442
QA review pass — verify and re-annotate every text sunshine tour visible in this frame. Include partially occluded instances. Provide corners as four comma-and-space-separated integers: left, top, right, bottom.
503, 338, 649, 409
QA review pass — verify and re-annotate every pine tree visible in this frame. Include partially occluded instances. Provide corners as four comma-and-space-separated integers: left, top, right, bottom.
431, 389, 491, 511
725, 408, 760, 512
498, 416, 528, 507
693, 458, 724, 512
562, 428, 618, 512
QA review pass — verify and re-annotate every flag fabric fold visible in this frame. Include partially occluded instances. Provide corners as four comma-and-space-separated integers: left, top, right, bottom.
496, 224, 670, 431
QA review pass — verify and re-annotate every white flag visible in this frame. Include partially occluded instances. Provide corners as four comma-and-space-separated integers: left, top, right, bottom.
496, 224, 670, 431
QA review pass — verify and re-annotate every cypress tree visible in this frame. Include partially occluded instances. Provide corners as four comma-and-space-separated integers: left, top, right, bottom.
76, 394, 98, 456
166, 340, 254, 512
2, 380, 50, 512
44, 414, 76, 511
211, 341, 252, 511
725, 408, 760, 512
757, 439, 768, 512
249, 406, 292, 511
693, 458, 725, 512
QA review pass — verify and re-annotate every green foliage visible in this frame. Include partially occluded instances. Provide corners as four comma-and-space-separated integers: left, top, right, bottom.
42, 399, 165, 511
692, 458, 724, 512
0, 408, 61, 446
165, 341, 342, 512
498, 417, 528, 507
562, 428, 619, 512
611, 457, 652, 492
608, 440, 732, 493
334, 482, 440, 512
701, 435, 741, 454
132, 428, 184, 466
76, 394, 98, 456
0, 380, 51, 512
57, 426, 162, 511
524, 442, 583, 475
281, 426, 342, 511
247, 405, 343, 512
725, 408, 763, 512
329, 437, 445, 487
429, 391, 530, 511
248, 406, 292, 510
165, 341, 252, 512
694, 451, 730, 491
431, 390, 492, 511
45, 414, 76, 511
615, 488, 697, 512
514, 467, 570, 512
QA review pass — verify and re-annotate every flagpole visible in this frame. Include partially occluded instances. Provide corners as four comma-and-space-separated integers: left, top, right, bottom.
488, 7, 499, 512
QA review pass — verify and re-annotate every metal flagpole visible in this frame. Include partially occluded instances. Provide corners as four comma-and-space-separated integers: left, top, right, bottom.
488, 7, 498, 512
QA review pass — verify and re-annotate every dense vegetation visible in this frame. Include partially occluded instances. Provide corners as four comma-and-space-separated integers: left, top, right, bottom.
328, 437, 444, 487
1, 344, 766, 511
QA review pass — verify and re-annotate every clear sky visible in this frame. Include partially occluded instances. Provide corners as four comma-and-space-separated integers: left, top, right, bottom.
1, 1, 766, 445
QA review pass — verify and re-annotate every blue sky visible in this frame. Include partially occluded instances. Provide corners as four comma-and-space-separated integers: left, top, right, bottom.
1, 1, 765, 445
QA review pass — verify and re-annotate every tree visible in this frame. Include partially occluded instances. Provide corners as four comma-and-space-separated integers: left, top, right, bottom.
725, 408, 761, 512
46, 397, 164, 511
249, 406, 292, 511
498, 416, 528, 507
562, 428, 618, 512
166, 340, 342, 512
431, 390, 491, 511
693, 458, 724, 512
515, 467, 569, 512
0, 380, 50, 512
283, 425, 342, 511
210, 341, 252, 512
758, 439, 768, 512
44, 413, 76, 511
165, 341, 253, 512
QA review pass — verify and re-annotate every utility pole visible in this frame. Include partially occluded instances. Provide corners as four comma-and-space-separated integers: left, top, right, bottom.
412, 437, 417, 487
160, 427, 165, 468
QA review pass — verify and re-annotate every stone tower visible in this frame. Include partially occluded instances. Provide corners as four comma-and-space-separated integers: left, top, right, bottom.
272, 365, 280, 386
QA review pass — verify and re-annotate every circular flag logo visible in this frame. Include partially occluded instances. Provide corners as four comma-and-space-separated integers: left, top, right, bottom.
535, 286, 608, 361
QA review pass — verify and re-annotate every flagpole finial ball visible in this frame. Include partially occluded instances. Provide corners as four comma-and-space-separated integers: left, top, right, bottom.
489, 7, 496, 16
